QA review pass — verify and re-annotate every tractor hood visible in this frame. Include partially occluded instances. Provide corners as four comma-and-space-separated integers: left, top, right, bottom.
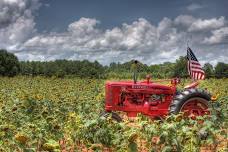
105, 80, 174, 91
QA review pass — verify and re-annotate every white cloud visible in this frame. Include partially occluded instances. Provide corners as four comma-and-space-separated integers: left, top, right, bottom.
187, 3, 203, 11
0, 0, 40, 50
188, 16, 226, 32
44, 3, 50, 7
68, 18, 99, 32
21, 18, 165, 64
203, 27, 228, 44
19, 16, 228, 65
0, 1, 227, 66
174, 15, 196, 27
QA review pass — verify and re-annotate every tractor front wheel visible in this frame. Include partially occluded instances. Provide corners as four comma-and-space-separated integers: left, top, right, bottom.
169, 89, 211, 117
99, 111, 122, 122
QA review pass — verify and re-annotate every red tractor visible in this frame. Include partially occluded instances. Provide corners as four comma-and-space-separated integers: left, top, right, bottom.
101, 75, 211, 121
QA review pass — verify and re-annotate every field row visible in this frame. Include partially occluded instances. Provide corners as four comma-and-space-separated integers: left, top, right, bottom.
0, 77, 227, 151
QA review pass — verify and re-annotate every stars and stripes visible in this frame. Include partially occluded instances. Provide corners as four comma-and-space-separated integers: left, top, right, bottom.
187, 47, 205, 80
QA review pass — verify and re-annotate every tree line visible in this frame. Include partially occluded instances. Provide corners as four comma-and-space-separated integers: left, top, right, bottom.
0, 49, 227, 79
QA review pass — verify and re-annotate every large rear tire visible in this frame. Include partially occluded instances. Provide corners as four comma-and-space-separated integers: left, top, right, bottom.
169, 89, 211, 116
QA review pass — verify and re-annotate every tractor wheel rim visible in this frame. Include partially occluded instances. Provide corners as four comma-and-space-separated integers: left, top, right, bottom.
180, 97, 209, 117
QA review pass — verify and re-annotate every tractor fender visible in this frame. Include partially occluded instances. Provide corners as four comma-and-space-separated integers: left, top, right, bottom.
184, 81, 200, 89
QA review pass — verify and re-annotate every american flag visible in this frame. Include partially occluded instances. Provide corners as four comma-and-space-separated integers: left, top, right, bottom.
187, 47, 205, 80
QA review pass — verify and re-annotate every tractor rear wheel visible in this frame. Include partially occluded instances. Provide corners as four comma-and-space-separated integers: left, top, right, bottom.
169, 89, 211, 117
99, 111, 122, 122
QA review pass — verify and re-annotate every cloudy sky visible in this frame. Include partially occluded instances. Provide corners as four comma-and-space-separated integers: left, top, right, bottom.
0, 0, 228, 65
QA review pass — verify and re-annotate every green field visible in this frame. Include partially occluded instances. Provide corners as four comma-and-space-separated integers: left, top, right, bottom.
0, 77, 227, 151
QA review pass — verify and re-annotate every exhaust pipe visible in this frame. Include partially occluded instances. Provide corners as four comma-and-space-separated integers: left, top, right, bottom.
132, 60, 138, 84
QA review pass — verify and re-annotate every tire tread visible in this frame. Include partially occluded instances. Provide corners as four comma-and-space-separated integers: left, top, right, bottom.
169, 88, 211, 114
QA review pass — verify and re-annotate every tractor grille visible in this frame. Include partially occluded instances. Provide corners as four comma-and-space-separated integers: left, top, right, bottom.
105, 84, 113, 104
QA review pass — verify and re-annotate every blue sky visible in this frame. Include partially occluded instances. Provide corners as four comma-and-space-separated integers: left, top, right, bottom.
0, 0, 228, 65
36, 0, 227, 32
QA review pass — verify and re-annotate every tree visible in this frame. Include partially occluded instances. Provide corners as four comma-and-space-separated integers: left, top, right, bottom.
215, 62, 228, 78
0, 49, 20, 76
173, 56, 188, 78
203, 63, 214, 78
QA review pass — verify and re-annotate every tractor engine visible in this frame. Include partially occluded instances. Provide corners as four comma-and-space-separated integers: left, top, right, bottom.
105, 80, 177, 118
120, 92, 163, 106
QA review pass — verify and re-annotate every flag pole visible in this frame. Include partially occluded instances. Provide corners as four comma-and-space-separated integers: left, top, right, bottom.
186, 35, 195, 82
187, 39, 189, 48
